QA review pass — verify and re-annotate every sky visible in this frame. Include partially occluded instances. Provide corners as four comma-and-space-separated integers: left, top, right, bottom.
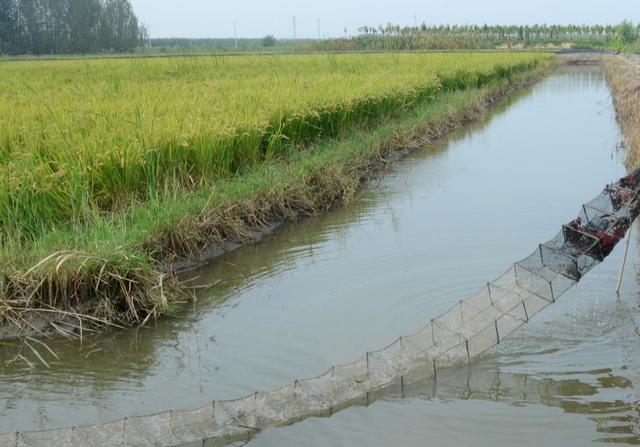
129, 0, 639, 39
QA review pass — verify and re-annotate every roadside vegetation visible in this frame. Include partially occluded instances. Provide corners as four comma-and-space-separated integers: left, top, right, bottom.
141, 23, 640, 56
304, 22, 640, 53
0, 52, 553, 335
145, 22, 640, 56
604, 56, 640, 168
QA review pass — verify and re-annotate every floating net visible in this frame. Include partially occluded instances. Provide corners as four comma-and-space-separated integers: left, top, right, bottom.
4, 169, 640, 447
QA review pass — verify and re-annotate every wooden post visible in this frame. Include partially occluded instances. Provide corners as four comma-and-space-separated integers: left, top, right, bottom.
616, 228, 632, 296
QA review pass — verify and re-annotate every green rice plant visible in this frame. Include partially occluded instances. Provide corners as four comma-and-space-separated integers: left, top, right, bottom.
0, 52, 551, 243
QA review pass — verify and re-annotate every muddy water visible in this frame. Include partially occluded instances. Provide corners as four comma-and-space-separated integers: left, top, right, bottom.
2, 65, 639, 445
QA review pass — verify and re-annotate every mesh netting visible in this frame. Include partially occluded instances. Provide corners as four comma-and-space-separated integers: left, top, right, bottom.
4, 170, 640, 447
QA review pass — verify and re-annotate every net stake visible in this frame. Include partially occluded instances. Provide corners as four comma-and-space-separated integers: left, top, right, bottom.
616, 228, 632, 296
430, 320, 436, 345
465, 339, 470, 364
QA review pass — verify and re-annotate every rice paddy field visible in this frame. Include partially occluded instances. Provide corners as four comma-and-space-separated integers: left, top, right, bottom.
0, 52, 553, 330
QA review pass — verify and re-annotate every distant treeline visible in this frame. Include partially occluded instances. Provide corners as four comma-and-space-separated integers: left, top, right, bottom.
3, 16, 639, 57
306, 22, 640, 52
148, 37, 305, 54
0, 0, 147, 55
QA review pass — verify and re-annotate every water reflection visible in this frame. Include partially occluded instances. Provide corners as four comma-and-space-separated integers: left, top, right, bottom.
247, 343, 640, 446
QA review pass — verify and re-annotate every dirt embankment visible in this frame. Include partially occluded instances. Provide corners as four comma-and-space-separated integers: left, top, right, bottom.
604, 56, 640, 168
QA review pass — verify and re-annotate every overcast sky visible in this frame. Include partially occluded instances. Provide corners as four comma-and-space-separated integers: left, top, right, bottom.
129, 0, 639, 39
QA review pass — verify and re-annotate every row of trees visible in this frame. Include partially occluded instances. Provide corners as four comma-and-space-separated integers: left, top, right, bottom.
308, 22, 639, 52
357, 23, 635, 41
0, 0, 148, 55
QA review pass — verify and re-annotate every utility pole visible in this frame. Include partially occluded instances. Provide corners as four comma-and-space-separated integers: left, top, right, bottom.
344, 27, 347, 39
414, 14, 418, 27
233, 22, 238, 47
317, 17, 321, 40
292, 16, 296, 40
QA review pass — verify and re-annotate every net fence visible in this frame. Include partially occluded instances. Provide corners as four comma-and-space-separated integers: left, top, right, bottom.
4, 169, 640, 447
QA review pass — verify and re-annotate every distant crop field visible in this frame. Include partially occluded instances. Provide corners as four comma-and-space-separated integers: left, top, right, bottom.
0, 52, 550, 241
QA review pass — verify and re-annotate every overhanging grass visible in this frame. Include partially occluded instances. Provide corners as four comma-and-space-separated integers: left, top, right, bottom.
0, 57, 554, 333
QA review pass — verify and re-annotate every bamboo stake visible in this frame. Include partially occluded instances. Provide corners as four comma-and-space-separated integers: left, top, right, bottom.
616, 228, 632, 296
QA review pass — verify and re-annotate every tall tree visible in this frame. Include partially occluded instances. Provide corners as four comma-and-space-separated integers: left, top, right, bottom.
0, 0, 22, 54
1, 0, 144, 55
18, 0, 44, 53
67, 0, 101, 53
45, 0, 71, 54
98, 0, 141, 52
